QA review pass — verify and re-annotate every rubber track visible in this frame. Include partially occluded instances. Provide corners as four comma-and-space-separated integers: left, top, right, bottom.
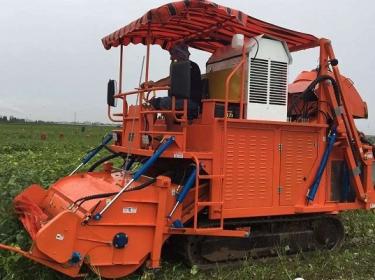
168, 214, 344, 270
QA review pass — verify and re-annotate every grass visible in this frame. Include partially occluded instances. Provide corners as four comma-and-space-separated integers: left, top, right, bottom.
0, 123, 375, 280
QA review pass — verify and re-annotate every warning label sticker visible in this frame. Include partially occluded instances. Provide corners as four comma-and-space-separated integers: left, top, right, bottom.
123, 207, 137, 214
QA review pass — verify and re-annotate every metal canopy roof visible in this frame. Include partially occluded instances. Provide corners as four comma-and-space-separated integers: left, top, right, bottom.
102, 0, 319, 53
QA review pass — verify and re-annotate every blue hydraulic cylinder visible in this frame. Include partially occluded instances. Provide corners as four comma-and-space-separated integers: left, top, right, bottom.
82, 133, 113, 164
168, 167, 197, 218
133, 137, 175, 180
306, 128, 337, 202
176, 167, 197, 203
70, 133, 113, 175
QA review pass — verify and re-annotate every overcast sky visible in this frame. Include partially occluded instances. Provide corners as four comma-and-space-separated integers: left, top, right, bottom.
0, 0, 374, 133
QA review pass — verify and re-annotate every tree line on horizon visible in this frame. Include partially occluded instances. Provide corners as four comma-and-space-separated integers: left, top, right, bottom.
0, 115, 114, 126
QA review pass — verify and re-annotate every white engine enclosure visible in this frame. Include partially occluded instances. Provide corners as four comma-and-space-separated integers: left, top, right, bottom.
246, 36, 292, 121
206, 35, 292, 122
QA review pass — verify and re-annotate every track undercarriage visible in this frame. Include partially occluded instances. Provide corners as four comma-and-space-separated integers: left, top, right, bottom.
168, 214, 345, 269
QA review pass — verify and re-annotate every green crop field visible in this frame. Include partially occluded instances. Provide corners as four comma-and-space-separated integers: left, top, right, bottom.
1, 123, 375, 280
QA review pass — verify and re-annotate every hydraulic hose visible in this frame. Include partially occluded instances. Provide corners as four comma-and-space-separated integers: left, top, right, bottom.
303, 75, 341, 106
303, 75, 363, 202
288, 75, 341, 118
74, 176, 157, 208
311, 75, 360, 165
88, 153, 122, 172
306, 127, 337, 202
104, 144, 118, 154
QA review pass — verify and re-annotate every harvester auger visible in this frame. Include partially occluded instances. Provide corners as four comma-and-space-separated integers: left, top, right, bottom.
1, 1, 374, 278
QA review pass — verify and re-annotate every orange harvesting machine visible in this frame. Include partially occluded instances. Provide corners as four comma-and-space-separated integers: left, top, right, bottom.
1, 1, 375, 278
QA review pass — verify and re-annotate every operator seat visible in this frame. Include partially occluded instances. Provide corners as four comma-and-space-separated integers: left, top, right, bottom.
151, 60, 203, 120
171, 60, 203, 119
170, 60, 191, 99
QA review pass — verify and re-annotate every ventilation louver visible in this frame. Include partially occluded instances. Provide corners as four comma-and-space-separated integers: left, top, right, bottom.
248, 58, 268, 104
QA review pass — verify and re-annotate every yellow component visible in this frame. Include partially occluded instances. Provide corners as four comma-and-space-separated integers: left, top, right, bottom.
207, 68, 242, 101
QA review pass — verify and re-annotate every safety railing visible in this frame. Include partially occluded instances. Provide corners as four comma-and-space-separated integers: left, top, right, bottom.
108, 86, 189, 151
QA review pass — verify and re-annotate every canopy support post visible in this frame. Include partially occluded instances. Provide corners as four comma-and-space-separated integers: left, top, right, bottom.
145, 33, 151, 84
119, 45, 124, 94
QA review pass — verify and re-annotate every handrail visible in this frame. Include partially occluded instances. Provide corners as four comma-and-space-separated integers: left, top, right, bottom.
221, 52, 246, 224
201, 99, 241, 104
114, 86, 170, 98
192, 155, 200, 230
107, 105, 122, 123
191, 154, 225, 231
239, 43, 247, 119
108, 95, 129, 123
224, 59, 246, 120
111, 86, 174, 131
171, 97, 188, 123
114, 85, 189, 151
